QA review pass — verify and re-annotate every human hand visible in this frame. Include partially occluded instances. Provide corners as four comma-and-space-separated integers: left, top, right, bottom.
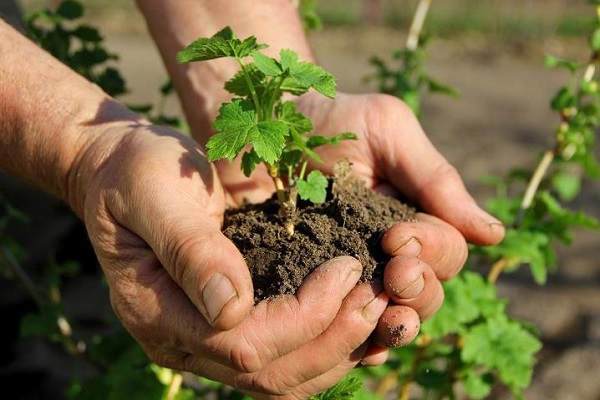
211, 92, 504, 356
297, 92, 506, 349
73, 119, 390, 398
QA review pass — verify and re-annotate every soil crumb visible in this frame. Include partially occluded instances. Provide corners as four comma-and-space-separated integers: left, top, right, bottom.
223, 160, 415, 302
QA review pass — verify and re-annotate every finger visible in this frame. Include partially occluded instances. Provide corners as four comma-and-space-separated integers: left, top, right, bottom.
196, 256, 364, 373
374, 304, 421, 347
376, 98, 505, 246
383, 257, 444, 320
233, 283, 388, 396
381, 212, 468, 281
135, 201, 255, 330
360, 344, 390, 366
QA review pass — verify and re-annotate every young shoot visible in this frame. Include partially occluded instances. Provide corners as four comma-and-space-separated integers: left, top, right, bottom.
177, 27, 356, 235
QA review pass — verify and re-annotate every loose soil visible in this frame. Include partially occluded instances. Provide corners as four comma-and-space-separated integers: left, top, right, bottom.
223, 161, 415, 302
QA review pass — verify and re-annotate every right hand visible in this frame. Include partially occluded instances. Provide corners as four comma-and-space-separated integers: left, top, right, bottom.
74, 120, 389, 398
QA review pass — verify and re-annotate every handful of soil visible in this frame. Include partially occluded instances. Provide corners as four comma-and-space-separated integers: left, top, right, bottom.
223, 160, 416, 302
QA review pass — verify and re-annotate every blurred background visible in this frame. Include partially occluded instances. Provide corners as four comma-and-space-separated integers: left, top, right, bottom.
2, 0, 599, 399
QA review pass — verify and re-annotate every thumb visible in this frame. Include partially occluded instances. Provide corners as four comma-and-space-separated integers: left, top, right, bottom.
157, 225, 255, 331
380, 106, 505, 245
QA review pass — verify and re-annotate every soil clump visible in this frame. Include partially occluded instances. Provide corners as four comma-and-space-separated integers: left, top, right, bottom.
223, 161, 416, 302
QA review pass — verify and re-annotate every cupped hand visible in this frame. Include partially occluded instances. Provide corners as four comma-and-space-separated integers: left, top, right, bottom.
298, 92, 506, 349
74, 120, 391, 398
212, 92, 505, 354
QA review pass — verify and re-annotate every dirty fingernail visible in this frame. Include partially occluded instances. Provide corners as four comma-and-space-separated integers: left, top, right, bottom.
392, 237, 422, 257
362, 292, 388, 324
202, 273, 237, 324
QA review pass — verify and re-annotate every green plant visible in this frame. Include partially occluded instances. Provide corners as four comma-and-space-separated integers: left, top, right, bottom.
177, 26, 356, 235
365, 0, 457, 118
357, 1, 600, 399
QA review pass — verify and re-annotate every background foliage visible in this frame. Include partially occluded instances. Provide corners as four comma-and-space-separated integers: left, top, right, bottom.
1, 0, 599, 399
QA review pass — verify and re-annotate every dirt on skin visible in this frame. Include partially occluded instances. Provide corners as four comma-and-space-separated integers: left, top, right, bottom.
222, 160, 415, 302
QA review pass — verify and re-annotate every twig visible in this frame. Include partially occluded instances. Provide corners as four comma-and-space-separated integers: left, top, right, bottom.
406, 0, 433, 51
0, 245, 44, 305
166, 372, 184, 400
513, 149, 555, 227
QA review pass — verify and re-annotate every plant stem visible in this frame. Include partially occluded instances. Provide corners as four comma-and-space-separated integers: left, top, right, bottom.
406, 0, 432, 51
237, 59, 263, 120
0, 245, 87, 357
166, 372, 184, 400
0, 245, 44, 305
514, 149, 555, 227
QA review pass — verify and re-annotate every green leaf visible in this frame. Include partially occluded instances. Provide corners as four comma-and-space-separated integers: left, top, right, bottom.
544, 55, 580, 72
483, 229, 551, 284
177, 26, 266, 63
552, 170, 581, 201
252, 120, 289, 164
298, 0, 323, 32
208, 101, 258, 161
56, 0, 84, 20
590, 28, 600, 51
225, 64, 267, 97
461, 371, 494, 400
72, 25, 102, 42
306, 132, 357, 149
251, 51, 283, 76
208, 100, 288, 164
276, 101, 313, 134
297, 170, 328, 203
241, 150, 261, 177
279, 49, 336, 98
551, 87, 576, 111
310, 374, 363, 399
462, 315, 541, 394
422, 271, 504, 338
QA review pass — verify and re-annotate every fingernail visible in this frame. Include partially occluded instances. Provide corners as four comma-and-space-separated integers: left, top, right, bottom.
392, 237, 422, 257
393, 274, 425, 299
202, 273, 237, 324
362, 291, 388, 324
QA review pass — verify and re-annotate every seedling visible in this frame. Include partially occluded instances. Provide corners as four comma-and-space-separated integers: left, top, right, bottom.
177, 27, 356, 235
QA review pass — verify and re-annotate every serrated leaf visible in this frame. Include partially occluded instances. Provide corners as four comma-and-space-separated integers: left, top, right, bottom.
276, 101, 313, 134
251, 50, 283, 76
241, 149, 261, 177
310, 374, 363, 399
482, 229, 550, 283
297, 170, 328, 203
225, 64, 267, 97
306, 132, 357, 149
462, 315, 541, 394
208, 100, 288, 164
177, 26, 266, 63
422, 271, 504, 338
279, 49, 336, 98
252, 120, 289, 164
207, 101, 258, 161
461, 371, 494, 400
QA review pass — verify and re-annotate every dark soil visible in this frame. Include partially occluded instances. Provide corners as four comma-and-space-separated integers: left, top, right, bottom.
222, 161, 415, 302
